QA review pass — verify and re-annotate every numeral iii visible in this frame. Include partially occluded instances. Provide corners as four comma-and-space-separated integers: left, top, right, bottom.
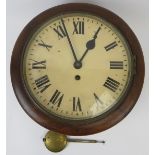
110, 61, 123, 69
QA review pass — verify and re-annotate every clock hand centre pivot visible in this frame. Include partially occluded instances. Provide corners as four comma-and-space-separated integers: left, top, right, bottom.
74, 61, 82, 69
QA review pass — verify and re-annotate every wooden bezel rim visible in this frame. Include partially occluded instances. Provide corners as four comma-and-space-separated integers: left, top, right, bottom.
10, 3, 145, 136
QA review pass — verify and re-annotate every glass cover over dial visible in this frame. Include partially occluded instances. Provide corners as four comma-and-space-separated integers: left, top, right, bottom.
23, 13, 133, 120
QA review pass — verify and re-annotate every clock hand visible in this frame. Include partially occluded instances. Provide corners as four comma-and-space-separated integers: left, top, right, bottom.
60, 18, 78, 63
79, 27, 101, 63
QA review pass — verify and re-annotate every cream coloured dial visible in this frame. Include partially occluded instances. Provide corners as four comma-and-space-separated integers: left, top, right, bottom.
23, 13, 133, 120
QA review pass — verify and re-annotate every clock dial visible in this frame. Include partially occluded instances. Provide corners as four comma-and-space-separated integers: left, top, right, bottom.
23, 13, 133, 120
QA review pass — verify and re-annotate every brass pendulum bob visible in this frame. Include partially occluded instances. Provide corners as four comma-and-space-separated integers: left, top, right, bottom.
43, 131, 105, 153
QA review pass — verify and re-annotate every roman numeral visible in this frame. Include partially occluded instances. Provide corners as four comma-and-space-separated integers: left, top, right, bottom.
73, 97, 82, 111
94, 93, 103, 104
49, 90, 64, 107
73, 21, 84, 34
105, 41, 118, 51
103, 77, 120, 92
38, 40, 52, 51
110, 61, 123, 69
53, 25, 66, 39
35, 75, 51, 93
32, 60, 46, 69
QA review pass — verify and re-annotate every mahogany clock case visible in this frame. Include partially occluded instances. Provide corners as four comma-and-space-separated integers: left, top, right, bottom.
10, 3, 145, 136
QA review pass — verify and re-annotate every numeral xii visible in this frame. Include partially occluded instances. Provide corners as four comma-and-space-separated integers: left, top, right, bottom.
73, 21, 84, 34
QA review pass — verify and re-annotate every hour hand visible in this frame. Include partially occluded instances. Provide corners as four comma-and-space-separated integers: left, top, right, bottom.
93, 27, 101, 39
79, 27, 101, 63
86, 27, 101, 50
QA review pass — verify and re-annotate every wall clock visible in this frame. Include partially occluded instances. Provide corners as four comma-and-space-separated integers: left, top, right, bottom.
11, 3, 144, 137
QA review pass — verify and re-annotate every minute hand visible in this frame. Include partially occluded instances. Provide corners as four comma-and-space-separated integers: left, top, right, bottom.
61, 18, 78, 62
79, 27, 101, 62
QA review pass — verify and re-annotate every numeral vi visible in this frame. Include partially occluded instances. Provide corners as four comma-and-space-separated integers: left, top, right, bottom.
73, 97, 82, 111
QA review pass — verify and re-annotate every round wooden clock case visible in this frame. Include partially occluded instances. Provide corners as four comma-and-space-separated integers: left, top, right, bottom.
11, 3, 145, 136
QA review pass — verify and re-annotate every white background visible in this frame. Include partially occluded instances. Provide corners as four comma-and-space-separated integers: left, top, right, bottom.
6, 0, 149, 155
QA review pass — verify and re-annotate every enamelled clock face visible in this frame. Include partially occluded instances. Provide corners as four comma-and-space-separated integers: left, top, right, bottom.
24, 13, 132, 119
11, 3, 144, 135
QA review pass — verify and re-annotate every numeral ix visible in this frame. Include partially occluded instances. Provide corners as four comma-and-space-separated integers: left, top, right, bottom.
32, 60, 46, 69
